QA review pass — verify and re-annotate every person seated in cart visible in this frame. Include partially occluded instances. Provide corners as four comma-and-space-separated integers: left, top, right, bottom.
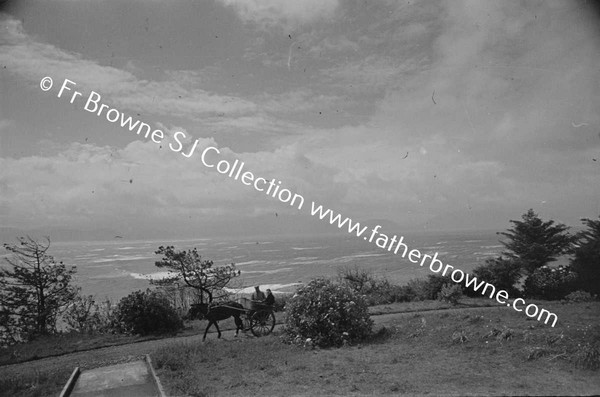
264, 288, 275, 307
251, 285, 265, 308
248, 285, 266, 317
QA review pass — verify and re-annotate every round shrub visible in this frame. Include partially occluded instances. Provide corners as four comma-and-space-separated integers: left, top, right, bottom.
284, 279, 373, 347
524, 265, 577, 300
115, 289, 183, 336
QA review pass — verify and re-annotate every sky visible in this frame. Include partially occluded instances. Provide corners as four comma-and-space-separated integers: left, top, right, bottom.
0, 0, 599, 240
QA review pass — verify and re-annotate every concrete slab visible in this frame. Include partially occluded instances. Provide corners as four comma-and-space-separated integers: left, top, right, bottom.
69, 359, 162, 397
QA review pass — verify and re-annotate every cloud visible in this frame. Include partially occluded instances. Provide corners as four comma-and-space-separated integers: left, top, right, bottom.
219, 0, 339, 29
0, 17, 257, 119
0, 123, 344, 233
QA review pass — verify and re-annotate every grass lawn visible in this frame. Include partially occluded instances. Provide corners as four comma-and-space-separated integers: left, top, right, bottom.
153, 300, 600, 396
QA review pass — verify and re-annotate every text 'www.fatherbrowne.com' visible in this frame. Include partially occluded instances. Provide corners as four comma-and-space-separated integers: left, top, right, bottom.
41, 76, 558, 327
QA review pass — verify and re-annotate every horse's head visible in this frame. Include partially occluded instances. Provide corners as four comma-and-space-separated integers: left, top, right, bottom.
187, 303, 209, 320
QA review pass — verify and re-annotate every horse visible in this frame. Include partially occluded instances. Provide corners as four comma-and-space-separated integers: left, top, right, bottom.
187, 301, 245, 341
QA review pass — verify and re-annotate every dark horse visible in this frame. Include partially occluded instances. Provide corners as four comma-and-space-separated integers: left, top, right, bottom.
188, 301, 245, 341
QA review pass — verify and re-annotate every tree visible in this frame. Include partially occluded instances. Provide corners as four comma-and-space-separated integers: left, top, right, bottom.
498, 209, 574, 275
153, 246, 240, 304
471, 257, 522, 296
570, 217, 600, 296
0, 237, 77, 341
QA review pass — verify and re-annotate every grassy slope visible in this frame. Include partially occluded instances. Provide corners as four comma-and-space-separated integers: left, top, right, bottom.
153, 301, 600, 396
0, 298, 490, 367
1, 300, 598, 396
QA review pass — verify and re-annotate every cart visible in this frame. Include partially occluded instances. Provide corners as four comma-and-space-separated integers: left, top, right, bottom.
237, 297, 276, 337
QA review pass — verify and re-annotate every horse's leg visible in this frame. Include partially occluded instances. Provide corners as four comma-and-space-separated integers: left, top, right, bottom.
214, 321, 221, 338
234, 315, 243, 336
203, 320, 213, 341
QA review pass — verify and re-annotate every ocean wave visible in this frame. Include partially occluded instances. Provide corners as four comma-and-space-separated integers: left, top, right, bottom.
346, 253, 387, 259
129, 271, 179, 280
91, 255, 154, 263
236, 260, 265, 266
289, 259, 321, 265
241, 268, 292, 274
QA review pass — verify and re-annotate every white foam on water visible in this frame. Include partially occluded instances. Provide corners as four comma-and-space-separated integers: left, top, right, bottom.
92, 255, 154, 263
236, 260, 265, 266
129, 271, 179, 280
224, 283, 302, 294
241, 268, 292, 274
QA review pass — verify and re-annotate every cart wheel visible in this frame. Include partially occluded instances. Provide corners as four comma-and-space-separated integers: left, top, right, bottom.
250, 310, 275, 337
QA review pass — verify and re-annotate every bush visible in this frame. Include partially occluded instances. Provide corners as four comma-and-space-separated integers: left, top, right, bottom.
524, 265, 578, 300
406, 275, 452, 301
437, 283, 463, 305
114, 289, 183, 336
337, 266, 416, 305
272, 293, 292, 312
564, 290, 596, 303
284, 278, 373, 347
367, 281, 416, 304
63, 295, 102, 334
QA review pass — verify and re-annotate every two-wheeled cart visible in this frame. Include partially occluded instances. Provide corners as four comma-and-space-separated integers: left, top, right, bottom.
237, 297, 276, 337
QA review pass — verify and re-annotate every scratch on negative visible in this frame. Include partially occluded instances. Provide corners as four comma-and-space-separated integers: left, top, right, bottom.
463, 103, 476, 135
287, 41, 295, 71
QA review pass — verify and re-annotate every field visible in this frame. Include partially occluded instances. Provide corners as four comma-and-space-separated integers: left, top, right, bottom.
151, 300, 600, 396
1, 299, 598, 396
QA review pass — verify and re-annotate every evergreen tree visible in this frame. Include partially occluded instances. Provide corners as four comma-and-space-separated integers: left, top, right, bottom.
498, 209, 574, 275
570, 217, 600, 296
0, 237, 77, 342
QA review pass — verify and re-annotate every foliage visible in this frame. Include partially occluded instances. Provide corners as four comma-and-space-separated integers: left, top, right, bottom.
337, 265, 377, 294
284, 278, 373, 347
564, 290, 596, 303
437, 283, 463, 305
338, 266, 417, 305
570, 217, 600, 296
153, 245, 240, 304
572, 342, 600, 370
523, 265, 578, 300
62, 295, 117, 334
406, 275, 452, 301
114, 289, 183, 336
63, 294, 102, 334
498, 209, 574, 275
0, 237, 77, 344
271, 293, 291, 312
470, 257, 522, 297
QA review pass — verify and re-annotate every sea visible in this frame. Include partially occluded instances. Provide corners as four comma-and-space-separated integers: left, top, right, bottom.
26, 230, 504, 303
